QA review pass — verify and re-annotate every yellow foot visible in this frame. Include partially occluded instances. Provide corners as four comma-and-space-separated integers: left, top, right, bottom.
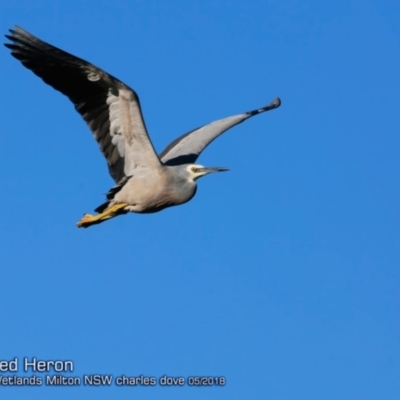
76, 214, 98, 228
76, 203, 128, 228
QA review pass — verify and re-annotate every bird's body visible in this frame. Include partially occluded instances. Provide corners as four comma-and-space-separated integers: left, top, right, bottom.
4, 26, 281, 228
111, 165, 198, 214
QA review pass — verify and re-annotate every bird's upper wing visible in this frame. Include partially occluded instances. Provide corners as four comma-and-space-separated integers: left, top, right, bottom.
159, 98, 281, 166
5, 26, 161, 183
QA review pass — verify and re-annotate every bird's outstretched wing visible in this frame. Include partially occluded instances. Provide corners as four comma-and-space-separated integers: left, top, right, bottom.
159, 98, 281, 166
4, 26, 161, 183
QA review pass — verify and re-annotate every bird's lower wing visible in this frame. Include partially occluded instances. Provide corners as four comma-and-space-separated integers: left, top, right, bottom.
159, 98, 281, 166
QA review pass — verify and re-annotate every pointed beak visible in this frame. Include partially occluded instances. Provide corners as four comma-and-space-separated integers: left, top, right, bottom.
200, 167, 230, 174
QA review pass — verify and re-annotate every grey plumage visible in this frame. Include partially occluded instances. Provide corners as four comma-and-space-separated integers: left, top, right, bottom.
4, 26, 281, 228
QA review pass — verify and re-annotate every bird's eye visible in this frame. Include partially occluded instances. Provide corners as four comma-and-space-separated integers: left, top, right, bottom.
192, 167, 199, 173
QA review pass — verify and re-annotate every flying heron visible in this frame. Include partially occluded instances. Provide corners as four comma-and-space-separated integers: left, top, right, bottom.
5, 26, 281, 228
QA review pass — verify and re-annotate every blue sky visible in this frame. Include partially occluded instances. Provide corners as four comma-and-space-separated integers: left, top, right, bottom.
1, 0, 399, 399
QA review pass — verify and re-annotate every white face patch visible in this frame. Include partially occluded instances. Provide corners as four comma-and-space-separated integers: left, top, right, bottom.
187, 164, 206, 180
187, 164, 204, 173
87, 71, 100, 81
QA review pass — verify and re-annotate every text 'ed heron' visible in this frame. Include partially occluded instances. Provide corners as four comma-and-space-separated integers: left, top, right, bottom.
5, 26, 281, 228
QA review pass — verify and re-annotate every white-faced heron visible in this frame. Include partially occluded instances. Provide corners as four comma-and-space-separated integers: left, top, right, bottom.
5, 26, 281, 228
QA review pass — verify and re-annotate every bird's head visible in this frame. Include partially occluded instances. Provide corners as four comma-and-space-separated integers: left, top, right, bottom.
186, 164, 229, 181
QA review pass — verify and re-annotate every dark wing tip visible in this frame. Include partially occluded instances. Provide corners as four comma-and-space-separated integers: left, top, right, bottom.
4, 31, 14, 49
247, 97, 282, 116
262, 97, 281, 112
5, 25, 26, 42
269, 97, 281, 109
4, 26, 33, 54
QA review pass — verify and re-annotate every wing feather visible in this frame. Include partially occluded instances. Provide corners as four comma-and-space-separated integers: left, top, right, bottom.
5, 26, 161, 183
160, 98, 281, 166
